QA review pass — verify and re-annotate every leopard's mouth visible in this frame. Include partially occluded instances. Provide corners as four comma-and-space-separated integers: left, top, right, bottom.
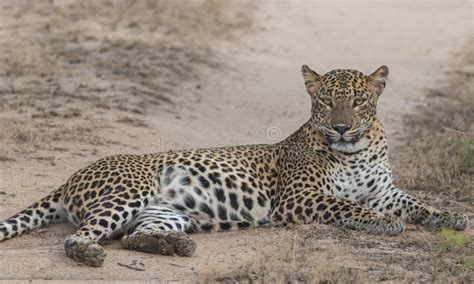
326, 127, 367, 151
325, 124, 372, 153
320, 130, 359, 153
314, 123, 366, 152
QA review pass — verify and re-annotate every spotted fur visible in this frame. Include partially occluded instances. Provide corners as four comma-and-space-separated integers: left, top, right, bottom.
0, 65, 468, 267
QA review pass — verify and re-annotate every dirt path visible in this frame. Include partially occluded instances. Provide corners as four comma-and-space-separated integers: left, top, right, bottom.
0, 0, 472, 281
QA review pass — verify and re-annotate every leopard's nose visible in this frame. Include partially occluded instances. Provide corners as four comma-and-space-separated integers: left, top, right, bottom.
332, 124, 351, 135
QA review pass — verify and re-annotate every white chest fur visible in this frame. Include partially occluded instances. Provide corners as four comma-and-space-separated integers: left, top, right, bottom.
332, 153, 393, 203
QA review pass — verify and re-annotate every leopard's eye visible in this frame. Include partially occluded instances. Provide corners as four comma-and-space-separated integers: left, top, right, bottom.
320, 97, 333, 107
353, 98, 366, 107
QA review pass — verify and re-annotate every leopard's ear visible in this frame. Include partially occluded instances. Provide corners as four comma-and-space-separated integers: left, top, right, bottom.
301, 65, 321, 96
367, 65, 389, 96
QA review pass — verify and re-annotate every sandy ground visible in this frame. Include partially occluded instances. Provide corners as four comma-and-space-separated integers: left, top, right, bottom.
0, 0, 472, 282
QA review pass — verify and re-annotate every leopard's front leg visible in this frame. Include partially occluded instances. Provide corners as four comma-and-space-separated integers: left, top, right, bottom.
365, 185, 469, 230
271, 190, 405, 236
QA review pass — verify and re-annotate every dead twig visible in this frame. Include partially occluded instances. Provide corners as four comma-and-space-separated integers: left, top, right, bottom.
117, 261, 146, 271
168, 262, 186, 268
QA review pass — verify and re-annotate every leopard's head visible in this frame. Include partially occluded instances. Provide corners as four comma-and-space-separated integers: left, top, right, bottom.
301, 65, 389, 153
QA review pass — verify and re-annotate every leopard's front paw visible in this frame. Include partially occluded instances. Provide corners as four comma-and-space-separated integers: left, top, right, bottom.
422, 211, 469, 231
440, 211, 469, 231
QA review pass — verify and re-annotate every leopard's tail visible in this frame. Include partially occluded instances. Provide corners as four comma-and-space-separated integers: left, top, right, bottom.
0, 186, 65, 242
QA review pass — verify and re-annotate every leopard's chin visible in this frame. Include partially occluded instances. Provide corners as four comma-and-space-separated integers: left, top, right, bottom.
329, 135, 372, 153
330, 140, 356, 153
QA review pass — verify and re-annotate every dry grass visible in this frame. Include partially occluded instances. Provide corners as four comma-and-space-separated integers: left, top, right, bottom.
393, 42, 474, 210
204, 43, 474, 283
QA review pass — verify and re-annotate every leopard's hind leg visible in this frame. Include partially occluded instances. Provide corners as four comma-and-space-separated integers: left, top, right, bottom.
121, 204, 196, 257
63, 190, 155, 267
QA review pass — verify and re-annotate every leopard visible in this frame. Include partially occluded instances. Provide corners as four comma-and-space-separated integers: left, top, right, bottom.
0, 65, 469, 267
